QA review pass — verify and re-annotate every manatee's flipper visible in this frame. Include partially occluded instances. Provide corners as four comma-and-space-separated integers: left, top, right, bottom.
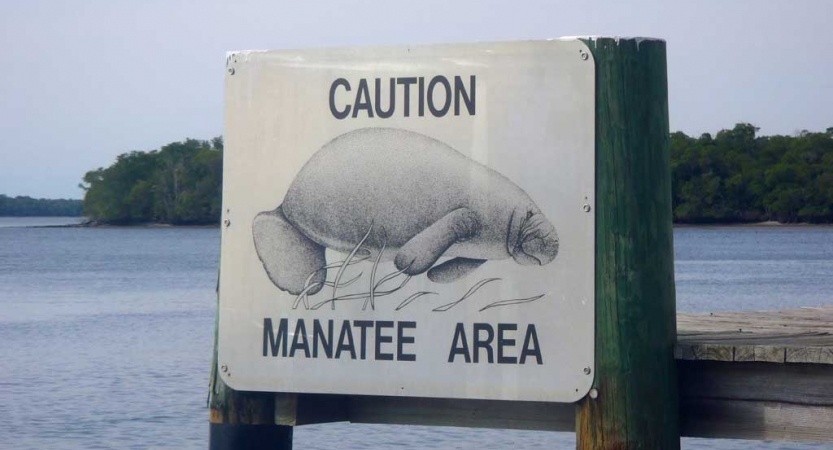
507, 207, 559, 266
252, 206, 326, 295
394, 208, 480, 275
427, 257, 486, 283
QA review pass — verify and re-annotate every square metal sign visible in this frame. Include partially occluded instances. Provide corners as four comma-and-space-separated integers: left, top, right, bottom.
219, 39, 595, 403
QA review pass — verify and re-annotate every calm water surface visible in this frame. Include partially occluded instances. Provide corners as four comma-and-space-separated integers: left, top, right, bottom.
1, 218, 831, 449
0, 216, 84, 228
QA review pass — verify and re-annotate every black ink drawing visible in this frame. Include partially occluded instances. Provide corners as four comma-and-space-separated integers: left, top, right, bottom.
433, 278, 500, 312
252, 128, 557, 311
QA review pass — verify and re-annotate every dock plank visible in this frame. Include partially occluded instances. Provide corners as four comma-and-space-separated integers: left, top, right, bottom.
676, 306, 833, 365
674, 306, 833, 442
680, 399, 833, 442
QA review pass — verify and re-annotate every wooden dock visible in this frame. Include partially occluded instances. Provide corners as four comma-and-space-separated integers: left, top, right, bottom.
321, 307, 833, 442
676, 306, 833, 364
675, 306, 833, 442
209, 298, 832, 446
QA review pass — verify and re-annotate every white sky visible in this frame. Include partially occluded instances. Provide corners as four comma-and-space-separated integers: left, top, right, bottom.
1, 0, 830, 199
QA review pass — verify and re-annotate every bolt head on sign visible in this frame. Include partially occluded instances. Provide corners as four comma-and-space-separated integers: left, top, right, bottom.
219, 39, 595, 403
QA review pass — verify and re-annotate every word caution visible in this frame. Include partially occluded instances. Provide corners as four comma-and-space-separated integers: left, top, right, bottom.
329, 76, 476, 119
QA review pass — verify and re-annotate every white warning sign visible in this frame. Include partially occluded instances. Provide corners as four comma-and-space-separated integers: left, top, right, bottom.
219, 39, 595, 403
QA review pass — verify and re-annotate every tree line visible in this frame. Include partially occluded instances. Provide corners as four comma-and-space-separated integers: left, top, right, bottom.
76, 124, 833, 225
79, 137, 223, 225
0, 195, 83, 216
671, 124, 833, 223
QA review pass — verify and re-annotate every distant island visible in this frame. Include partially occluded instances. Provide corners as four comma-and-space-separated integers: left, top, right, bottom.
671, 124, 832, 224
56, 123, 833, 226
79, 137, 223, 225
0, 194, 82, 217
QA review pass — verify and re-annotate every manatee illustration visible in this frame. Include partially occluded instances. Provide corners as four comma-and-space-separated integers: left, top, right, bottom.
252, 128, 558, 296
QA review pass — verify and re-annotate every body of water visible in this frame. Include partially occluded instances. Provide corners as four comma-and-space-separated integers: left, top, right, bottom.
1, 218, 831, 449
0, 216, 84, 228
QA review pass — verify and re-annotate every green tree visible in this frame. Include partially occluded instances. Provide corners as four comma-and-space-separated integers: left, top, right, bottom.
80, 137, 223, 225
670, 124, 833, 224
0, 195, 83, 216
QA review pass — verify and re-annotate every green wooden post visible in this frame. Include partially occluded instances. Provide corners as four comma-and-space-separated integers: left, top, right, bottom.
209, 278, 293, 450
576, 37, 679, 449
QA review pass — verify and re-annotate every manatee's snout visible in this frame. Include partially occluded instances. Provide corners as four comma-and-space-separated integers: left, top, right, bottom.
509, 208, 559, 266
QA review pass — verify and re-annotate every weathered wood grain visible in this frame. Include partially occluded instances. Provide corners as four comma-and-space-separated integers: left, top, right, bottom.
679, 357, 833, 441
678, 360, 833, 407
685, 343, 734, 361
676, 306, 833, 365
321, 357, 833, 443
786, 346, 833, 364
681, 399, 833, 442
672, 309, 833, 442
576, 37, 680, 450
209, 284, 293, 449
274, 394, 298, 426
348, 397, 574, 432
678, 306, 833, 337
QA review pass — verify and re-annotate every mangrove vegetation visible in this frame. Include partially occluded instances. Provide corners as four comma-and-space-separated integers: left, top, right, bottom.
79, 137, 223, 225
671, 124, 833, 223
0, 195, 83, 217
75, 124, 833, 225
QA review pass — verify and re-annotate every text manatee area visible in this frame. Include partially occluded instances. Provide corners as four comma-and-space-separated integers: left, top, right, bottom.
263, 318, 543, 364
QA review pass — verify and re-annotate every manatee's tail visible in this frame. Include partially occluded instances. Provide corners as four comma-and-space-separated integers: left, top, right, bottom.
252, 205, 327, 295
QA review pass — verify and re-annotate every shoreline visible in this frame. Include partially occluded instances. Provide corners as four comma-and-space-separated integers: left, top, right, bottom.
30, 222, 220, 229
674, 221, 833, 229
17, 220, 833, 230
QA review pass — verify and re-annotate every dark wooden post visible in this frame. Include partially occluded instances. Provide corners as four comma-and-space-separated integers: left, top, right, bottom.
209, 280, 293, 450
576, 37, 680, 449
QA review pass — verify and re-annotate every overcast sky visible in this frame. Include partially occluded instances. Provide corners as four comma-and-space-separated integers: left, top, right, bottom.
1, 0, 830, 199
